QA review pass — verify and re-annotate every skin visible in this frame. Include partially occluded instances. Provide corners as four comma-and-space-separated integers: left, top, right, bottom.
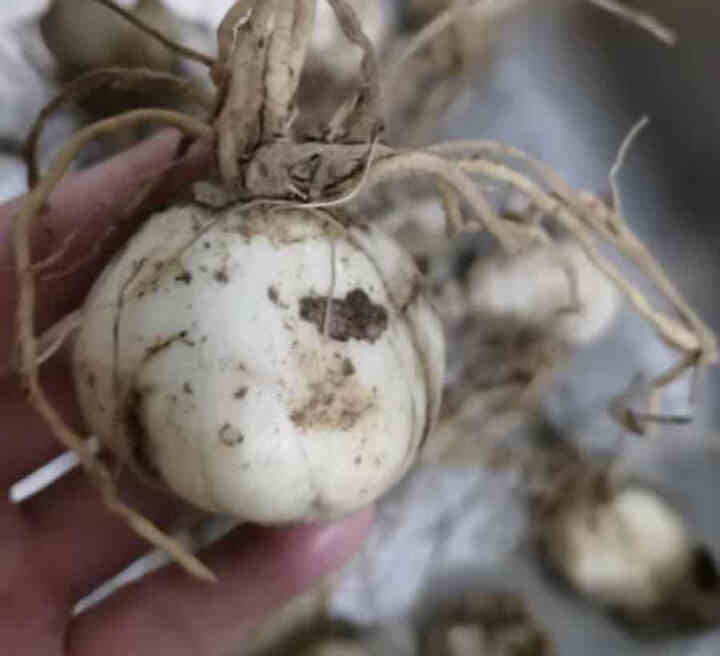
0, 131, 373, 655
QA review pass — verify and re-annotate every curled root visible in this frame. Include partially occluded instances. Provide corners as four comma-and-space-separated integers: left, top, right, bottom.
263, 0, 317, 138
423, 136, 716, 361
366, 150, 518, 251
14, 108, 215, 580
325, 0, 383, 140
24, 67, 216, 186
215, 1, 275, 182
358, 129, 715, 425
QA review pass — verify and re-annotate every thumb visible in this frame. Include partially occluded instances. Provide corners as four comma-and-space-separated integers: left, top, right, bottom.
67, 509, 373, 656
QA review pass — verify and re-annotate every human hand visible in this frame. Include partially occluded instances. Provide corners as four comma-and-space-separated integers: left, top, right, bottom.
0, 132, 372, 655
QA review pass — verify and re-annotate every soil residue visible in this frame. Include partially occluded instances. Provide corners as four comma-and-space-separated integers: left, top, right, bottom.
289, 355, 375, 432
219, 422, 245, 446
299, 288, 388, 343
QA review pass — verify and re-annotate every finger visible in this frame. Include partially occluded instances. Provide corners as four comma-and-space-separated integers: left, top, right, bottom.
0, 360, 83, 492
19, 464, 194, 607
66, 510, 373, 656
0, 131, 212, 362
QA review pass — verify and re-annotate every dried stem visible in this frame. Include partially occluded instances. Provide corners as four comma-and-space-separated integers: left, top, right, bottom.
214, 1, 381, 179
13, 109, 214, 580
215, 1, 275, 182
24, 67, 215, 187
212, 0, 257, 90
91, 0, 216, 66
325, 0, 384, 140
263, 0, 316, 138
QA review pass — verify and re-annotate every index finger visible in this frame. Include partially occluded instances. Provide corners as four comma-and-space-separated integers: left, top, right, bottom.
0, 130, 211, 363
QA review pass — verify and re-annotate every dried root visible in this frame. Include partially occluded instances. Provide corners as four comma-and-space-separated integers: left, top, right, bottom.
11, 0, 715, 579
13, 109, 214, 579
24, 67, 215, 186
431, 137, 716, 372
367, 119, 715, 448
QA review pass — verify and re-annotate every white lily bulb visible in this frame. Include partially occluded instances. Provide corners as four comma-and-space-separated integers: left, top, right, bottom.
468, 242, 620, 346
73, 204, 444, 522
551, 488, 692, 609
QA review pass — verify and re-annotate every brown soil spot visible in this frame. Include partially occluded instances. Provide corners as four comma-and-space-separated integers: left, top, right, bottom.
299, 288, 388, 343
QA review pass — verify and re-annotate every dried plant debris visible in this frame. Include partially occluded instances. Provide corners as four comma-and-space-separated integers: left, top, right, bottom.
11, 0, 715, 580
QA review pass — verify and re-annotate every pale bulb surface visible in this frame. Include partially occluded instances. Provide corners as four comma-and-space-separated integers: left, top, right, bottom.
73, 204, 445, 522
468, 242, 620, 345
